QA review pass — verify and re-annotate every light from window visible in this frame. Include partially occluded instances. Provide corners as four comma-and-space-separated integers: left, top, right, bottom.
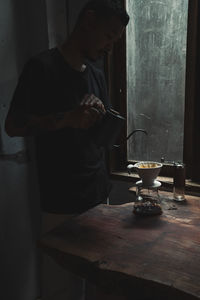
126, 0, 188, 163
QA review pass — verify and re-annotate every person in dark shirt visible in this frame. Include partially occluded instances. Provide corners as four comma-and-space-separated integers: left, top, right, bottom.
5, 0, 129, 213
5, 0, 129, 215
5, 1, 129, 299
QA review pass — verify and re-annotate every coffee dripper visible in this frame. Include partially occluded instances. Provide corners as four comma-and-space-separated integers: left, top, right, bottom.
127, 162, 163, 215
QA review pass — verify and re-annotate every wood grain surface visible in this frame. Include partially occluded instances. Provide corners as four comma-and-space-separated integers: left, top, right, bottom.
39, 194, 200, 300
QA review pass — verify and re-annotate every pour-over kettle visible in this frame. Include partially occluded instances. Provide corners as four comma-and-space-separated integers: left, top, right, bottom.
90, 108, 147, 149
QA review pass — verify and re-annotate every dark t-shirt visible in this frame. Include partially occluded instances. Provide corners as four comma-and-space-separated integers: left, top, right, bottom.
9, 48, 111, 214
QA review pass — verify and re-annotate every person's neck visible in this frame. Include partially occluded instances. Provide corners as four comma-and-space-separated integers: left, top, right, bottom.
58, 33, 86, 72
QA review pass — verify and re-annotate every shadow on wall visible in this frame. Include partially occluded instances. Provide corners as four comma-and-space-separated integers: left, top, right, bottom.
12, 0, 49, 71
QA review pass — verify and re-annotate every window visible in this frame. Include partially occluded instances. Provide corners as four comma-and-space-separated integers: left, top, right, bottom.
108, 0, 200, 182
126, 0, 188, 163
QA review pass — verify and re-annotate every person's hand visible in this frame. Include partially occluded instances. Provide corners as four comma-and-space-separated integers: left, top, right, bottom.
80, 94, 106, 114
68, 94, 106, 129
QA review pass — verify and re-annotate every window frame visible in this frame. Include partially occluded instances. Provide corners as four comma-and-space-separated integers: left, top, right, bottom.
106, 0, 200, 184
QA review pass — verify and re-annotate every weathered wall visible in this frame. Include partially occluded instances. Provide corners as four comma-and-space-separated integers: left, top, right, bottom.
0, 1, 48, 299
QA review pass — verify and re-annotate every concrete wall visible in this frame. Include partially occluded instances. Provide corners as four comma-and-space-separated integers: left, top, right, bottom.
46, 0, 68, 48
0, 1, 48, 299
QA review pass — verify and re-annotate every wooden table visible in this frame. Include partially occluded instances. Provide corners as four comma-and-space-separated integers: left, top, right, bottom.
39, 193, 200, 300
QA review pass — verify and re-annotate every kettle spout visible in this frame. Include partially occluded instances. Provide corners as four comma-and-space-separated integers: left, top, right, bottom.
126, 129, 148, 141
113, 129, 147, 148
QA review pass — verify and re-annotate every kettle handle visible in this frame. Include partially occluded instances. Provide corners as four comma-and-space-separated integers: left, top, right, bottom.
127, 164, 137, 174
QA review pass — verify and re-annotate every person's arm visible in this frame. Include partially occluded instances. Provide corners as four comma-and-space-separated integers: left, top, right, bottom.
5, 94, 106, 137
5, 110, 72, 137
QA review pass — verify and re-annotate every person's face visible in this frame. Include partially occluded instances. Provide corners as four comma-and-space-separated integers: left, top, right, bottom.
81, 12, 125, 61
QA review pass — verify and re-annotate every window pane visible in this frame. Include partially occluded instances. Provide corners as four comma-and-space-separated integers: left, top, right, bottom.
126, 0, 188, 162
